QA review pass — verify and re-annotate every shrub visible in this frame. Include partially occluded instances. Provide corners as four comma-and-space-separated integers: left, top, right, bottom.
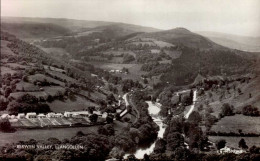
219, 103, 235, 118
242, 105, 259, 116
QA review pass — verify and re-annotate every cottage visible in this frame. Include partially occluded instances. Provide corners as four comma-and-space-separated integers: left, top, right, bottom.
220, 146, 245, 154
55, 113, 64, 118
37, 114, 46, 118
46, 112, 55, 118
17, 113, 25, 119
26, 113, 37, 119
64, 112, 73, 117
72, 113, 82, 118
116, 109, 122, 113
102, 112, 108, 118
1, 114, 10, 119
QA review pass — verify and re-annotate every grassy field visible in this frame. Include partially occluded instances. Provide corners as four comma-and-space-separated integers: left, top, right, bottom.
46, 69, 78, 83
1, 40, 17, 56
48, 96, 98, 112
164, 50, 182, 59
41, 47, 71, 57
28, 74, 65, 86
209, 136, 260, 149
16, 81, 40, 91
1, 66, 17, 75
0, 126, 100, 147
210, 114, 260, 134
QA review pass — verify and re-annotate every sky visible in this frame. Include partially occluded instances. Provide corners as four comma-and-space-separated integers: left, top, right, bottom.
1, 0, 260, 37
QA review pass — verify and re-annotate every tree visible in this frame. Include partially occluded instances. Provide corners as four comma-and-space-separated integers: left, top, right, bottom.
242, 105, 259, 116
219, 103, 234, 117
154, 138, 167, 153
143, 78, 148, 84
127, 105, 132, 113
166, 132, 184, 151
4, 87, 12, 98
187, 111, 201, 123
106, 115, 114, 124
0, 119, 16, 132
87, 106, 95, 114
89, 114, 98, 123
239, 138, 248, 149
216, 139, 226, 151
198, 104, 203, 111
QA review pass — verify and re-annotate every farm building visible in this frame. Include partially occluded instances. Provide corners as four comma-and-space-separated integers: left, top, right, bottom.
26, 113, 37, 119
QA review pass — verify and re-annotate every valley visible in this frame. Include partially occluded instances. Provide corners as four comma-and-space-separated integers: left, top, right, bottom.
0, 16, 260, 161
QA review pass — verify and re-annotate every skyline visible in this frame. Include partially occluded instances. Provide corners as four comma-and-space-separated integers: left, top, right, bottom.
1, 0, 260, 37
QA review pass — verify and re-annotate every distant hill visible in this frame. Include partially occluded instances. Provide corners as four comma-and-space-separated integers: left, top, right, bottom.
1, 22, 71, 39
197, 31, 260, 52
1, 17, 160, 39
133, 28, 224, 49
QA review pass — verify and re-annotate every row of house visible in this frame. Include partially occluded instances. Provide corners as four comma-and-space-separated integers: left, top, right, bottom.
219, 146, 246, 154
0, 111, 108, 120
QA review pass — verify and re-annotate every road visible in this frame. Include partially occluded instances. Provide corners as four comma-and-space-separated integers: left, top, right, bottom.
184, 90, 197, 119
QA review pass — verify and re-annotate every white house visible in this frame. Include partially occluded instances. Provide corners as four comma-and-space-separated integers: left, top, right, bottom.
102, 112, 108, 118
54, 113, 64, 118
26, 113, 37, 119
1, 114, 10, 119
64, 112, 73, 117
46, 112, 55, 118
37, 114, 46, 118
17, 113, 25, 119
220, 146, 245, 154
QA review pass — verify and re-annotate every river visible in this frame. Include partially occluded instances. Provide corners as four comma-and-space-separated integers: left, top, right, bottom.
124, 89, 197, 159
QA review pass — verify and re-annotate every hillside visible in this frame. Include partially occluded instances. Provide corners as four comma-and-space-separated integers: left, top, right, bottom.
0, 31, 114, 115
1, 17, 160, 39
132, 27, 224, 49
1, 22, 71, 39
197, 31, 260, 52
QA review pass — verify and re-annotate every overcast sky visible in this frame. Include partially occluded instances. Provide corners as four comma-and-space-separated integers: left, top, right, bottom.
2, 0, 260, 37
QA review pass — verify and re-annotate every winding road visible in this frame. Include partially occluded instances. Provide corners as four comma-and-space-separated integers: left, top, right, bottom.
184, 90, 197, 119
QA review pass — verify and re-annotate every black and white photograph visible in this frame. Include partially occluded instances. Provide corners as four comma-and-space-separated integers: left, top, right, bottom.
0, 0, 260, 160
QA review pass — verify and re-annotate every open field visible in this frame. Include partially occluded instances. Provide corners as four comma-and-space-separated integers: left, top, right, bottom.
41, 47, 71, 57
1, 40, 17, 56
164, 50, 182, 59
210, 114, 260, 134
0, 126, 100, 147
16, 81, 40, 91
46, 70, 78, 83
103, 50, 136, 57
1, 66, 17, 75
28, 74, 65, 86
48, 96, 98, 112
209, 136, 260, 149
89, 62, 146, 80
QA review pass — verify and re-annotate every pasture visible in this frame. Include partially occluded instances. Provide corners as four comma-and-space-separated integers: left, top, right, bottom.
210, 114, 260, 134
0, 126, 100, 147
48, 96, 98, 112
209, 136, 260, 149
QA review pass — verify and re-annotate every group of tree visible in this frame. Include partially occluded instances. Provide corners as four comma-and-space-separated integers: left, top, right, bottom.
242, 105, 260, 116
219, 103, 235, 118
6, 94, 51, 114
